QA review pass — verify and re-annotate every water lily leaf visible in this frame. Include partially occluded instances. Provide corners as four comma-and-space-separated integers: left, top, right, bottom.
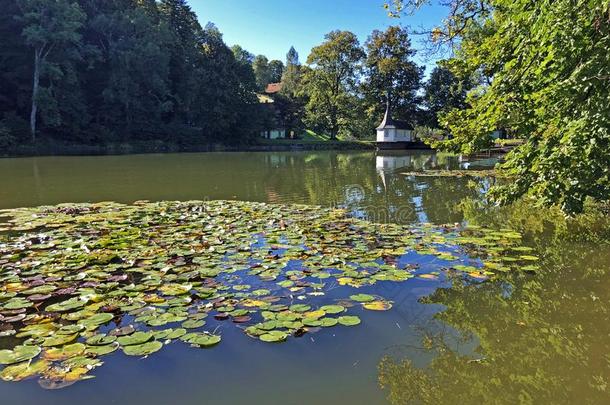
0, 359, 49, 382
109, 325, 135, 337
117, 331, 154, 346
86, 334, 117, 346
85, 343, 119, 356
0, 345, 41, 365
43, 343, 86, 361
80, 313, 114, 327
2, 297, 33, 310
289, 304, 311, 313
349, 294, 375, 303
122, 341, 163, 356
45, 298, 86, 312
338, 316, 361, 326
181, 333, 221, 347
182, 319, 205, 329
43, 333, 78, 347
320, 305, 345, 314
319, 317, 338, 327
259, 331, 288, 343
363, 301, 392, 311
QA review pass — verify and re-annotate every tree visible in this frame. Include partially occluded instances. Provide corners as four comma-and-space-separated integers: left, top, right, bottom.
158, 0, 203, 124
392, 0, 610, 214
303, 31, 365, 139
363, 26, 423, 125
17, 0, 85, 141
253, 55, 272, 91
423, 65, 469, 127
281, 46, 301, 97
268, 60, 284, 84
89, 2, 172, 138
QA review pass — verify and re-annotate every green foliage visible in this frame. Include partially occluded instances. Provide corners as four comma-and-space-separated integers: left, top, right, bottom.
363, 26, 423, 126
302, 31, 365, 139
253, 55, 272, 91
423, 65, 470, 127
429, 0, 610, 214
1, 0, 264, 147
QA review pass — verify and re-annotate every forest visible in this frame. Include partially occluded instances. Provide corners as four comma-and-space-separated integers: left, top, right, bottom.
0, 0, 460, 149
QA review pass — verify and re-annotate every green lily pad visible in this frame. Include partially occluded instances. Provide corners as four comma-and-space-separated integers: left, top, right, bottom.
0, 359, 49, 382
181, 333, 221, 347
320, 305, 345, 314
0, 345, 41, 365
86, 334, 117, 346
181, 319, 205, 329
117, 331, 154, 346
122, 341, 163, 356
43, 343, 86, 361
259, 331, 288, 343
289, 304, 311, 313
349, 294, 375, 302
85, 342, 120, 356
338, 316, 361, 326
42, 333, 78, 347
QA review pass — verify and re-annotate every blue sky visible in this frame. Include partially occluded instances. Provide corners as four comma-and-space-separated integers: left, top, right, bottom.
190, 0, 447, 75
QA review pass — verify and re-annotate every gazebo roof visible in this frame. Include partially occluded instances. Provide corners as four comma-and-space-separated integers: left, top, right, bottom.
376, 98, 414, 130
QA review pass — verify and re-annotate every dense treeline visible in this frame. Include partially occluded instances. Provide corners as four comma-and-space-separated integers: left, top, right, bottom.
0, 0, 462, 149
0, 0, 262, 148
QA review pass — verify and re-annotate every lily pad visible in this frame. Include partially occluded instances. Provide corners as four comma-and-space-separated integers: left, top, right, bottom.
338, 316, 361, 326
363, 301, 393, 311
181, 333, 222, 347
320, 305, 345, 314
117, 331, 154, 346
122, 341, 163, 357
349, 294, 375, 303
0, 345, 41, 365
259, 331, 288, 343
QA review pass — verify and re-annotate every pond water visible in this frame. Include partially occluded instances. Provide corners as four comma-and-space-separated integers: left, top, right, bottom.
0, 151, 608, 404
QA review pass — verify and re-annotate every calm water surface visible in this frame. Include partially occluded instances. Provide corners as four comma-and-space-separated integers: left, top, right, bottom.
0, 151, 607, 404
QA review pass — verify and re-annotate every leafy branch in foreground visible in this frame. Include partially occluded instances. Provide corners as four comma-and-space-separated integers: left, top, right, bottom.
390, 0, 610, 214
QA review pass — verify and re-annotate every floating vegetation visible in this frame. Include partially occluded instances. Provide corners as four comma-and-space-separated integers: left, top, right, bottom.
0, 200, 538, 388
400, 169, 502, 178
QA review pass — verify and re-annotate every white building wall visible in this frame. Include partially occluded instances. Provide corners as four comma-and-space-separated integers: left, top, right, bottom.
377, 127, 413, 142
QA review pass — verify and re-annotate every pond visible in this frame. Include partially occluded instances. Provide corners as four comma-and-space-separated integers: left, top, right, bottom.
0, 151, 608, 404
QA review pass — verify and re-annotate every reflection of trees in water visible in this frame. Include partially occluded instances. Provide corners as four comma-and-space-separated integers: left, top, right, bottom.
261, 151, 486, 225
378, 201, 610, 404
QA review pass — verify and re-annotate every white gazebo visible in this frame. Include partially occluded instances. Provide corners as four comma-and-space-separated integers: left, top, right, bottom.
376, 98, 414, 143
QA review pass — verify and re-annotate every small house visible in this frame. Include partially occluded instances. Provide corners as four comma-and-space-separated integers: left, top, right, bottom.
259, 82, 287, 139
376, 99, 414, 143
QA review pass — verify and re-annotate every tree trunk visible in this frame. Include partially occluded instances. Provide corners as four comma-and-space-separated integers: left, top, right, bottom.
30, 49, 41, 142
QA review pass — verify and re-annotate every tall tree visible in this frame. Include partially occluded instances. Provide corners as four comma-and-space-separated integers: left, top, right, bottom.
16, 0, 85, 141
281, 46, 302, 97
158, 0, 203, 124
89, 2, 172, 137
268, 60, 284, 84
303, 31, 365, 139
253, 55, 272, 91
363, 25, 423, 125
423, 65, 469, 127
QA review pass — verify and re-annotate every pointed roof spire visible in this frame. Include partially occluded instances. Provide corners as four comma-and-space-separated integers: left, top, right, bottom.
376, 90, 414, 131
377, 92, 397, 129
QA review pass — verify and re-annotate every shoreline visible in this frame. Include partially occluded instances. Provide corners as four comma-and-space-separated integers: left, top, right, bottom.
0, 139, 376, 158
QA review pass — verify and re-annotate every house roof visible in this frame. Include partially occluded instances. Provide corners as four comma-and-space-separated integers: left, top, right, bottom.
265, 82, 283, 94
376, 98, 414, 130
